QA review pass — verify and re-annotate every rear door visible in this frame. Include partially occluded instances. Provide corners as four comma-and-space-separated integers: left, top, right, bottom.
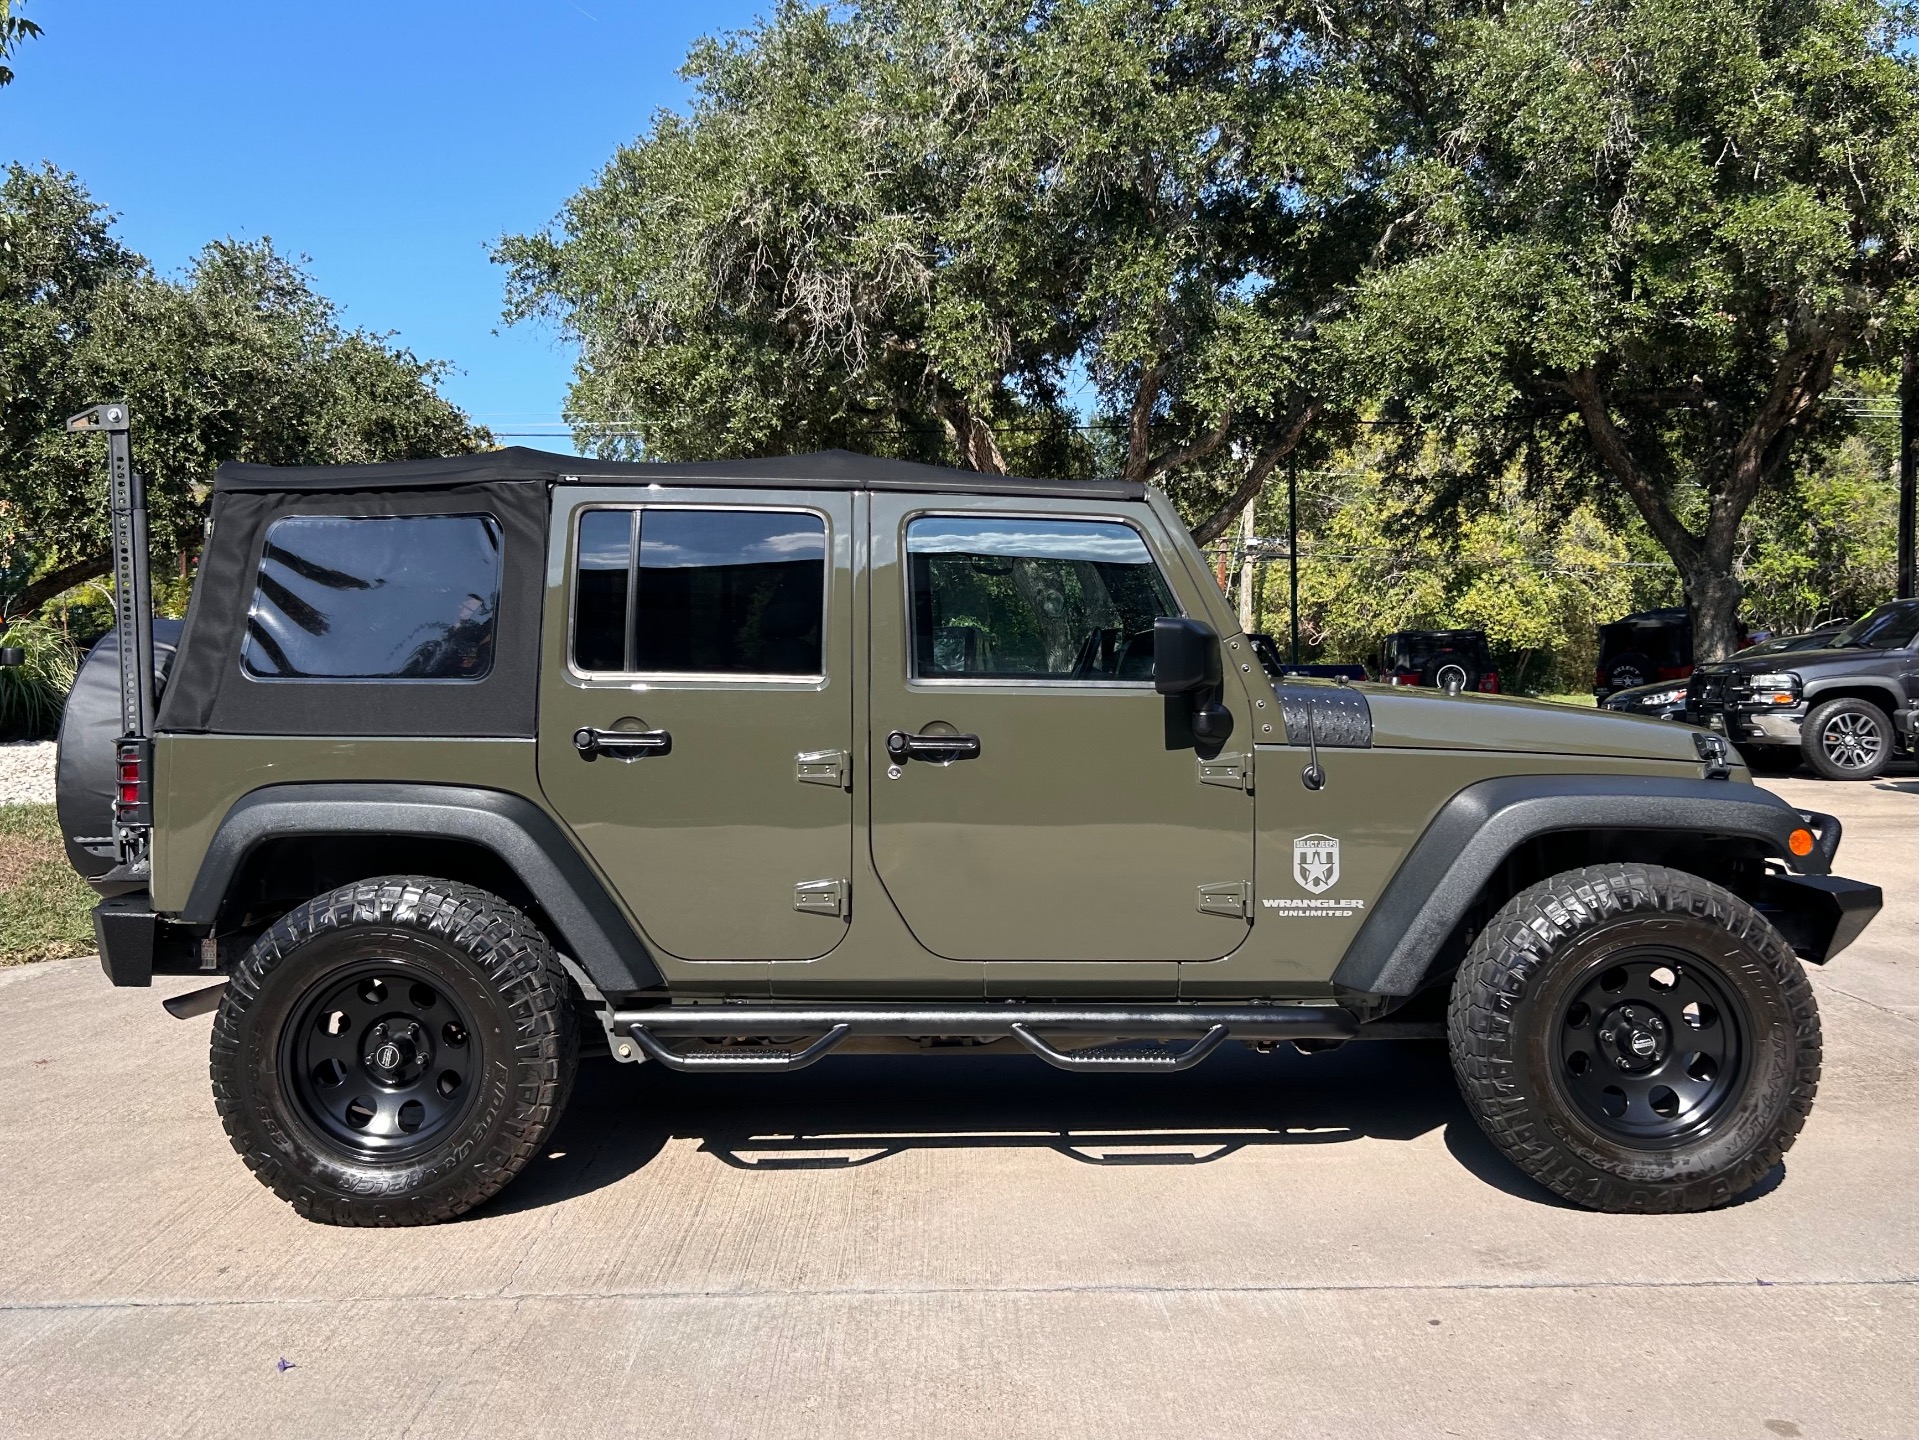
538, 488, 855, 961
866, 495, 1255, 963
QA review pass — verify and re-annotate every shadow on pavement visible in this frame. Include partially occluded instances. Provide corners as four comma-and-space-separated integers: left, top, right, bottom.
487, 1038, 1585, 1215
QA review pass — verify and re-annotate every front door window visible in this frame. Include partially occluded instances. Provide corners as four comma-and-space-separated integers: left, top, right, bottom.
906, 517, 1176, 682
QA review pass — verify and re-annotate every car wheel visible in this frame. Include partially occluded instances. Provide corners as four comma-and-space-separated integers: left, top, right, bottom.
210, 876, 578, 1226
1448, 863, 1818, 1213
1800, 697, 1892, 780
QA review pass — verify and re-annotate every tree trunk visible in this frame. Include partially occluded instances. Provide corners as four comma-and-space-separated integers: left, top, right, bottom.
0, 554, 113, 635
1683, 566, 1745, 667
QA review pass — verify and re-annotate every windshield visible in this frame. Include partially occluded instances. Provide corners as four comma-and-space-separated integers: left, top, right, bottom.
1828, 604, 1919, 651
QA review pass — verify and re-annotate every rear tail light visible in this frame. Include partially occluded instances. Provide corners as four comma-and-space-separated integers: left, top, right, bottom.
114, 738, 153, 827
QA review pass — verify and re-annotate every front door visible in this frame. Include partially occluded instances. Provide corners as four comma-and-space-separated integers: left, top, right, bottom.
867, 497, 1254, 962
538, 489, 854, 961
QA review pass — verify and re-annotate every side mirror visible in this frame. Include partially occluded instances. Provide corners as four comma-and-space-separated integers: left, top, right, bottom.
0, 647, 24, 668
1152, 617, 1220, 695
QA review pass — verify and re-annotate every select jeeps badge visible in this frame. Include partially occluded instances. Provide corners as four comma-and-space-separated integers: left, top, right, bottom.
1293, 833, 1340, 893
1263, 834, 1366, 919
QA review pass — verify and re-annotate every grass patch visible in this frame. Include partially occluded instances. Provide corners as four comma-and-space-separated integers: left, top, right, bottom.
0, 804, 96, 965
1532, 692, 1597, 708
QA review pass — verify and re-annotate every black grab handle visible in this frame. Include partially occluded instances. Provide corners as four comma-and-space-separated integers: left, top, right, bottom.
574, 726, 672, 761
885, 730, 981, 763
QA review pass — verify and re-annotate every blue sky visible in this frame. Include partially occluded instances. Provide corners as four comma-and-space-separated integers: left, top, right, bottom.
4, 0, 770, 453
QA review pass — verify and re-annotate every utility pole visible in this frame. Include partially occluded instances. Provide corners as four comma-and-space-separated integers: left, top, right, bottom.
1237, 499, 1258, 635
1288, 457, 1300, 664
1900, 344, 1915, 601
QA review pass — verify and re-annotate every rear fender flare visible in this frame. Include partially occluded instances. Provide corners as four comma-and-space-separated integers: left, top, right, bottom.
1330, 774, 1840, 999
180, 783, 663, 995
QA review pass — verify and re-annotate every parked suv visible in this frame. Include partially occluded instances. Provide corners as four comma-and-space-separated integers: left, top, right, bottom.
54, 438, 1882, 1224
1687, 600, 1919, 780
1380, 629, 1498, 692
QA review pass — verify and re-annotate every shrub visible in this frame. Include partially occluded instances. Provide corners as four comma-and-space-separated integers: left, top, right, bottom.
0, 615, 79, 740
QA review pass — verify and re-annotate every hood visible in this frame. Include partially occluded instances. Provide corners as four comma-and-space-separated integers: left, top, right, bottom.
1359, 685, 1704, 763
1697, 647, 1876, 677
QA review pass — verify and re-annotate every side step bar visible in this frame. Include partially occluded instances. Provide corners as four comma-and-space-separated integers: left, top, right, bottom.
612, 1003, 1357, 1075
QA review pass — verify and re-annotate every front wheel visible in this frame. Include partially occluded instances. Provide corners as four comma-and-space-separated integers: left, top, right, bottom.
1800, 696, 1893, 780
1448, 863, 1819, 1212
210, 877, 578, 1226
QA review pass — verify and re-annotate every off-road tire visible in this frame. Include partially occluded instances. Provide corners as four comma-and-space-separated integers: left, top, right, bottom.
210, 876, 577, 1226
1799, 696, 1893, 781
1448, 863, 1819, 1213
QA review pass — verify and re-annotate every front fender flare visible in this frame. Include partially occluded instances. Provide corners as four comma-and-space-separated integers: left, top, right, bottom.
181, 782, 664, 995
1330, 774, 1834, 999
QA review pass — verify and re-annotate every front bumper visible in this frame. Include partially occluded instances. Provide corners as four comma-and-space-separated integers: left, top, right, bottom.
1692, 704, 1806, 747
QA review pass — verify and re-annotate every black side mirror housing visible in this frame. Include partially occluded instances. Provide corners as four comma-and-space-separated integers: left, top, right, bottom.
1153, 616, 1221, 695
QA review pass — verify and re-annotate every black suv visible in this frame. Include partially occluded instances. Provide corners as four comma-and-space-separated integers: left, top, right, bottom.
1687, 600, 1919, 780
1380, 629, 1498, 692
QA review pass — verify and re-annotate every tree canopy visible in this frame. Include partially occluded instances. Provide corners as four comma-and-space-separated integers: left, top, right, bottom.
497, 0, 1411, 541
0, 163, 489, 622
0, 0, 41, 87
1339, 0, 1919, 657
503, 0, 1916, 659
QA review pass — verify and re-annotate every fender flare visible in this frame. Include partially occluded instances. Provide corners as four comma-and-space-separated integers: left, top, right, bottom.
1800, 675, 1904, 710
181, 782, 664, 995
1330, 774, 1837, 999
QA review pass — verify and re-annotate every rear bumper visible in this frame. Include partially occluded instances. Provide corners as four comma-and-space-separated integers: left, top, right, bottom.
93, 894, 155, 986
91, 894, 208, 987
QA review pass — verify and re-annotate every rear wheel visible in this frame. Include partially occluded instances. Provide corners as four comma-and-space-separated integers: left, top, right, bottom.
1448, 863, 1818, 1212
210, 876, 577, 1226
1800, 697, 1892, 780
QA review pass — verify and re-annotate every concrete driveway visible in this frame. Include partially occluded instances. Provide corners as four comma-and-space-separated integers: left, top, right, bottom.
1, 775, 1912, 1439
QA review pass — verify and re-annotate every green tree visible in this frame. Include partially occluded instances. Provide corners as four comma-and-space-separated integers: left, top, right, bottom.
1341, 0, 1919, 660
0, 163, 490, 625
1267, 460, 1640, 692
496, 0, 1400, 541
0, 0, 41, 87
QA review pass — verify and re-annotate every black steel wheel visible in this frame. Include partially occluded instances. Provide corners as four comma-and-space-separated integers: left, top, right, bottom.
211, 877, 577, 1226
285, 965, 482, 1159
1552, 948, 1746, 1147
1449, 863, 1819, 1213
1800, 697, 1892, 780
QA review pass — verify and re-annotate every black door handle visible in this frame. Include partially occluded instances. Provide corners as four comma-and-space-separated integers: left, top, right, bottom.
574, 726, 672, 760
885, 730, 981, 763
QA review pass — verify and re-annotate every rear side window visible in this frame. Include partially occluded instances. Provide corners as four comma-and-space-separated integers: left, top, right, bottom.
906, 516, 1177, 681
242, 515, 503, 681
571, 508, 827, 676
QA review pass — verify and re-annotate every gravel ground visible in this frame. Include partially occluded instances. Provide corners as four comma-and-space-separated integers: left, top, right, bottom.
0, 742, 57, 807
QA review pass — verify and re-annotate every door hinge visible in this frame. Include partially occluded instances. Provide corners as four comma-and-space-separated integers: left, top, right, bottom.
795, 748, 851, 789
1196, 881, 1252, 919
794, 878, 850, 918
1197, 752, 1251, 791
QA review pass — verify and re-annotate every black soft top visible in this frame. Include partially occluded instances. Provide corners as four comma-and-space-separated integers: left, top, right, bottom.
215, 446, 1146, 501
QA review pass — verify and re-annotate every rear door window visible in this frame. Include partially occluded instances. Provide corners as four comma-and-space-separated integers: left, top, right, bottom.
242, 514, 502, 680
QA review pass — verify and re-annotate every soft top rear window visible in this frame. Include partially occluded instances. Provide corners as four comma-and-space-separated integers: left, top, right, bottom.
242, 514, 503, 680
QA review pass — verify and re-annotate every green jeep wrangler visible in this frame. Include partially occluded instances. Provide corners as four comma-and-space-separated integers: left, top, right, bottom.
50, 407, 1882, 1224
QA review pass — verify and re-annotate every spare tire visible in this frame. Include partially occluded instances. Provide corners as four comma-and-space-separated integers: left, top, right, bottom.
54, 621, 183, 879
1422, 653, 1480, 692
1603, 650, 1653, 692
